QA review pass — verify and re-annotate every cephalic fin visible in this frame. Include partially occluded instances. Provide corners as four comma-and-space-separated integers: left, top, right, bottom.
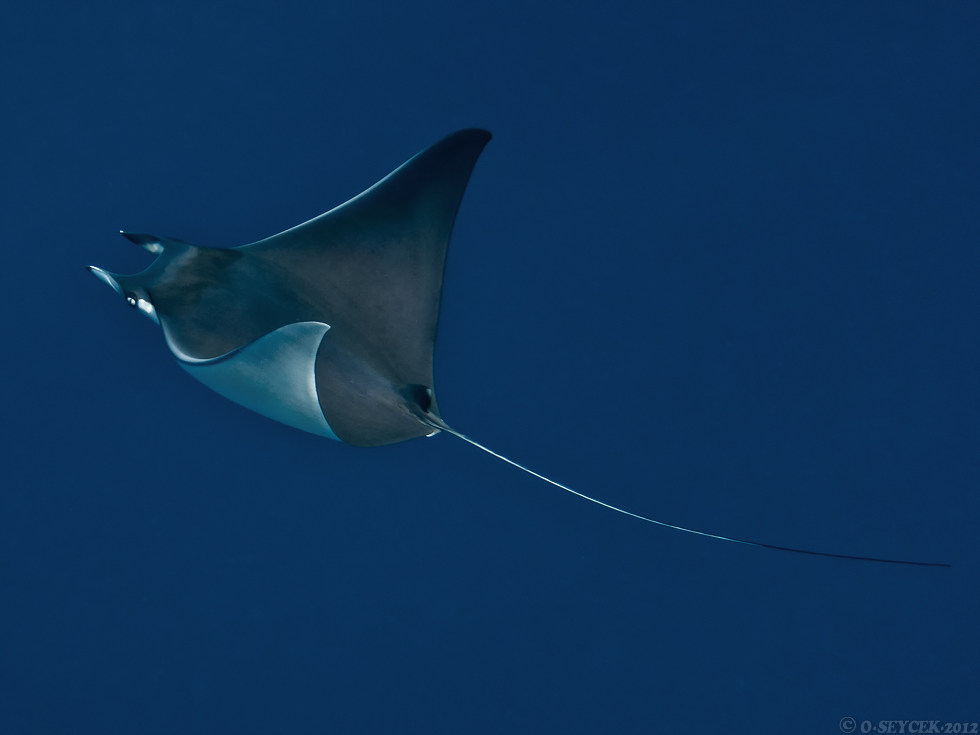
120, 231, 194, 254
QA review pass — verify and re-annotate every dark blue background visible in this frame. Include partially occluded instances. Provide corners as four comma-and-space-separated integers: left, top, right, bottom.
1, 2, 977, 733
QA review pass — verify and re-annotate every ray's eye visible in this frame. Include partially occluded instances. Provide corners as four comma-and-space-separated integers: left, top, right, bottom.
126, 296, 137, 307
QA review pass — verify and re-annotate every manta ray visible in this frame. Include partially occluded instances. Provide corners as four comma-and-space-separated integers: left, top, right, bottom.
88, 129, 947, 568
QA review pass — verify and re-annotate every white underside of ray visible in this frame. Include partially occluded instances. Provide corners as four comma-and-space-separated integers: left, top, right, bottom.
172, 321, 340, 441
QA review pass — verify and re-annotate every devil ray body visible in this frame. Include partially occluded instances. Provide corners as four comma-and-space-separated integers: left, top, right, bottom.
88, 128, 948, 568
91, 129, 491, 446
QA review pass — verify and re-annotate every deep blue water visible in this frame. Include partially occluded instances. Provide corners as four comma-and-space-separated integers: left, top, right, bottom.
1, 2, 978, 733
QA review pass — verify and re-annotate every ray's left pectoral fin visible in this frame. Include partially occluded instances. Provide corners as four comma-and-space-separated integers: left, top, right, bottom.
176, 321, 339, 440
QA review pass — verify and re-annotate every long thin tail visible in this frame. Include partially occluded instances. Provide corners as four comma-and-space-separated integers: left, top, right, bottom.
424, 417, 950, 569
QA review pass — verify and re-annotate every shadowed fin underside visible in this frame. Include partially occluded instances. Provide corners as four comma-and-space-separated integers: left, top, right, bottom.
178, 321, 339, 440
240, 128, 492, 431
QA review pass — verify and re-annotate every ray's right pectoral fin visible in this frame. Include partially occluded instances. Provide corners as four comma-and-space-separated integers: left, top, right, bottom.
239, 129, 493, 394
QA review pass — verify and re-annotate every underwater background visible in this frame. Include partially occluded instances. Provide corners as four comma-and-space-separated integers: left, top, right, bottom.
1, 2, 977, 733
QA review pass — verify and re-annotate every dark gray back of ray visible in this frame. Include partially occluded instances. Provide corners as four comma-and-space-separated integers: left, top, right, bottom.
242, 128, 491, 445
245, 129, 490, 389
126, 129, 490, 445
